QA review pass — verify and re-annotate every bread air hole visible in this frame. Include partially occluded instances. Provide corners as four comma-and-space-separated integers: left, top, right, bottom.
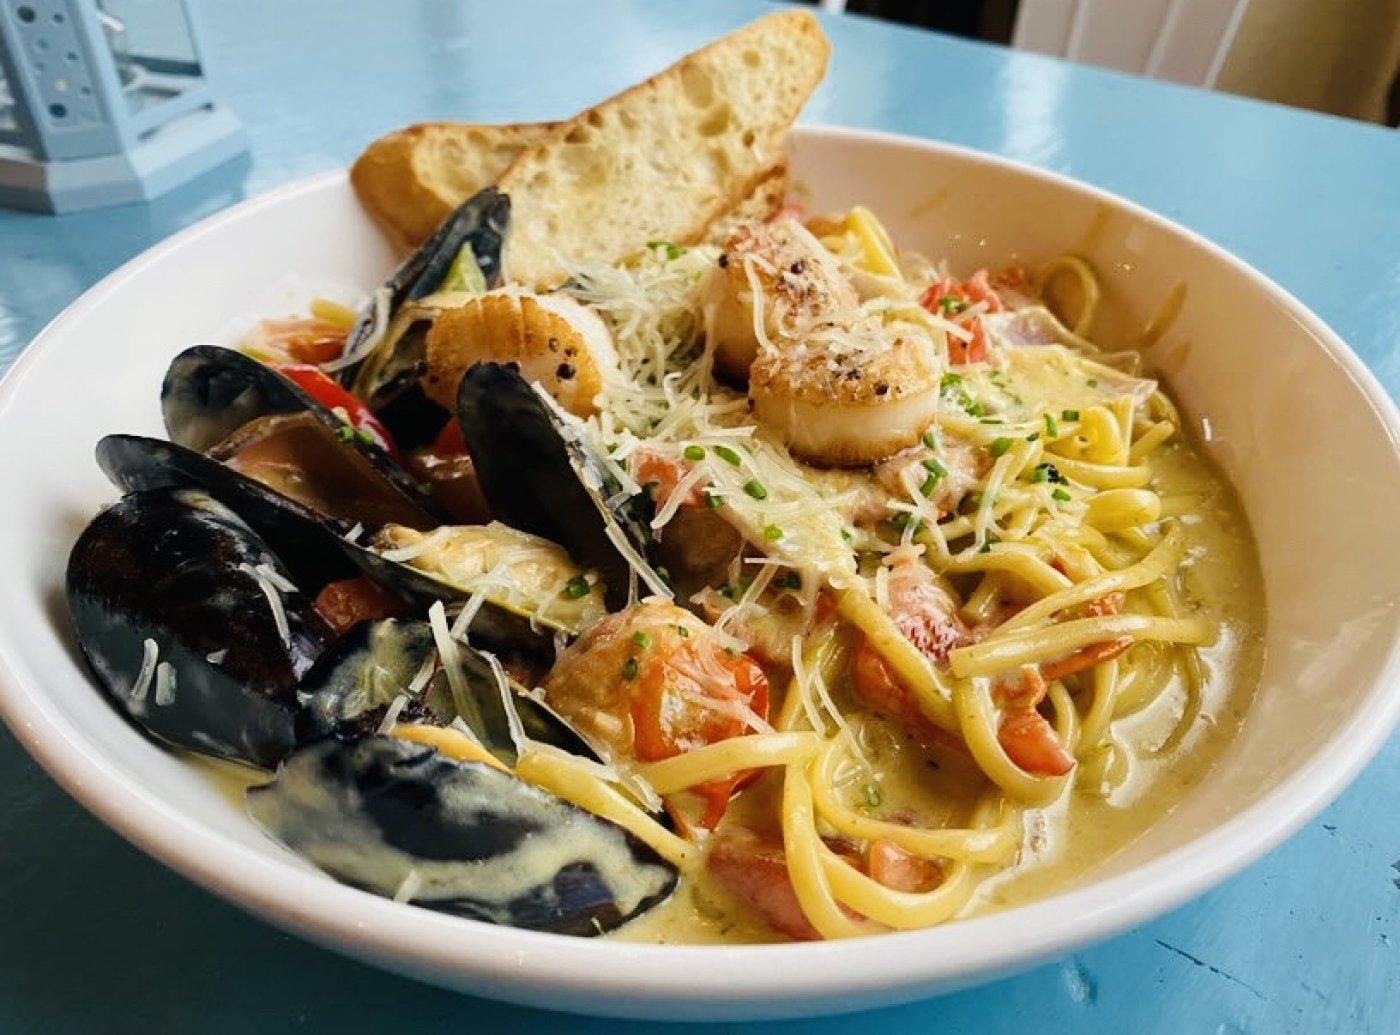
681, 64, 716, 108
699, 104, 732, 137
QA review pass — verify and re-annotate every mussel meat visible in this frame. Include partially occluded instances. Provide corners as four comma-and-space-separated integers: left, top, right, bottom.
161, 345, 445, 530
457, 362, 666, 610
295, 617, 588, 763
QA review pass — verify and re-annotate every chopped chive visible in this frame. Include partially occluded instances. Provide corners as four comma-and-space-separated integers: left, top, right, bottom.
939, 372, 963, 393
922, 429, 939, 450
1052, 487, 1072, 503
1031, 462, 1065, 484
980, 418, 1004, 425
677, 624, 690, 637
989, 437, 1013, 458
718, 584, 735, 599
704, 489, 725, 509
891, 512, 923, 534
334, 425, 355, 443
562, 575, 591, 600
1026, 432, 1040, 442
840, 528, 854, 543
965, 400, 986, 418
1061, 408, 1080, 421
655, 566, 672, 586
862, 783, 883, 808
714, 444, 743, 466
648, 241, 685, 260
763, 523, 784, 541
621, 658, 639, 680
922, 456, 948, 477
920, 473, 940, 497
1044, 413, 1059, 438
1087, 378, 1099, 387
743, 479, 768, 500
724, 646, 742, 658
631, 631, 652, 649
937, 296, 967, 316
683, 444, 706, 462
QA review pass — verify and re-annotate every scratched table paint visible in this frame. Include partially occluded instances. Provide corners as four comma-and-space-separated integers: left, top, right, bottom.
1, 1, 1397, 1031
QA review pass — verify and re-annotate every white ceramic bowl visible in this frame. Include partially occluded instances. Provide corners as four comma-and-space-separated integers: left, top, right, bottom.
3, 126, 1399, 1021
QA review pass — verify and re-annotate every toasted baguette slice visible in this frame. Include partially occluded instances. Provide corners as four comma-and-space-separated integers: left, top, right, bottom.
351, 121, 554, 249
498, 10, 828, 287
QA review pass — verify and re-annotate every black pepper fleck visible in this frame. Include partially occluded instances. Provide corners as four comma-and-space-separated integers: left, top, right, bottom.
556, 362, 576, 380
717, 253, 730, 269
874, 382, 890, 396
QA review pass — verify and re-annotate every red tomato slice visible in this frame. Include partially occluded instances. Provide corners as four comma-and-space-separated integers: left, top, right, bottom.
313, 577, 404, 634
273, 364, 398, 458
920, 269, 1006, 366
631, 637, 770, 828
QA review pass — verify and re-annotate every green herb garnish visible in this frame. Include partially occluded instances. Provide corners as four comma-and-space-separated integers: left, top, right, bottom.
714, 444, 743, 467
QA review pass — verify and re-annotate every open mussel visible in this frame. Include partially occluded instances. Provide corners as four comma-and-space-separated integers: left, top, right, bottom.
66, 487, 330, 768
335, 188, 511, 449
457, 362, 666, 610
97, 432, 563, 666
98, 433, 360, 588
296, 618, 590, 763
247, 735, 676, 935
161, 345, 446, 530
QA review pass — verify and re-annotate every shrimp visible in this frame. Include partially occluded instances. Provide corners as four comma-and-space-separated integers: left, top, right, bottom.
995, 667, 1076, 777
702, 219, 858, 381
873, 436, 986, 518
542, 599, 770, 827
851, 554, 973, 751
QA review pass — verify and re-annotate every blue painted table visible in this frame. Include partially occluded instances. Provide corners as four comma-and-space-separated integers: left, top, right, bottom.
1, 1, 1397, 1030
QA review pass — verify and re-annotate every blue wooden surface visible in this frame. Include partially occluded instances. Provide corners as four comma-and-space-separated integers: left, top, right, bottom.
1, 1, 1397, 1030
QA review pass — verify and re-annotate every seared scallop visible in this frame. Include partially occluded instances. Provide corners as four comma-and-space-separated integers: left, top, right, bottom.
422, 290, 618, 416
749, 333, 944, 467
702, 219, 858, 381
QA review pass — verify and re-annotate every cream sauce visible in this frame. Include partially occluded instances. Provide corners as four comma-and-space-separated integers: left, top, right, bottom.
617, 415, 1265, 943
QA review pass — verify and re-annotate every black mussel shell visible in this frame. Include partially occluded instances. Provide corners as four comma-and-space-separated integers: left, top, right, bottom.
66, 488, 330, 768
296, 619, 441, 741
98, 433, 359, 589
341, 189, 511, 449
341, 187, 510, 381
248, 736, 676, 935
457, 362, 664, 611
97, 433, 559, 666
298, 619, 593, 766
160, 345, 446, 529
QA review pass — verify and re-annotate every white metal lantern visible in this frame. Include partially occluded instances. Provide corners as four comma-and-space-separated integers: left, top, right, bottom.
0, 0, 246, 212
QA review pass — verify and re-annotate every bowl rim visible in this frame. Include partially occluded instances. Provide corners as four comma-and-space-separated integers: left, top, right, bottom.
3, 122, 1400, 1015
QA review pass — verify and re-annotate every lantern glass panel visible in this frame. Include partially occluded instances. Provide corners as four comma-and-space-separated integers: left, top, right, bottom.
0, 65, 17, 139
96, 0, 201, 117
